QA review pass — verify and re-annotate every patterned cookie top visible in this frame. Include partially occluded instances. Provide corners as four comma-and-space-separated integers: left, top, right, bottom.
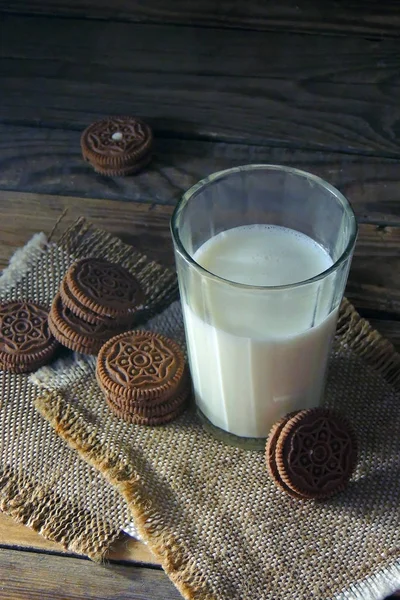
97, 330, 186, 401
81, 117, 153, 159
65, 258, 145, 320
0, 301, 57, 365
275, 408, 358, 500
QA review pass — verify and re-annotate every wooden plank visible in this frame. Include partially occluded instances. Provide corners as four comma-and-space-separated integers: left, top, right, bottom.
0, 547, 183, 599
0, 530, 398, 600
2, 0, 400, 36
369, 318, 400, 349
0, 512, 158, 565
349, 224, 400, 316
2, 124, 400, 224
3, 16, 400, 155
0, 191, 174, 268
0, 190, 399, 333
3, 15, 400, 84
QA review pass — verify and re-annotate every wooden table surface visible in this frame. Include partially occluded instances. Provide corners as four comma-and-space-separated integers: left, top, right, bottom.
1, 1, 400, 598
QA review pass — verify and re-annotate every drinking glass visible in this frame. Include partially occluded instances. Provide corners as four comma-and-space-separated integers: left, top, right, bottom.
171, 165, 358, 449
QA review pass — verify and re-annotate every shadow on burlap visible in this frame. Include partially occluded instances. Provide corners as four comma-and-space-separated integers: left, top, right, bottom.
1, 219, 399, 600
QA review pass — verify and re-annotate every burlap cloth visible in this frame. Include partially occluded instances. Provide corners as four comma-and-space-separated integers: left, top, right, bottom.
0, 220, 399, 600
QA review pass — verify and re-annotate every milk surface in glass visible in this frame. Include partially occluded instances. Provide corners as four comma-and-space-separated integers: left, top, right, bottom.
183, 224, 337, 438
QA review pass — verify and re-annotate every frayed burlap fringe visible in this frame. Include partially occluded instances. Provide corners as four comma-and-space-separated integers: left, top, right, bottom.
336, 299, 400, 389
0, 464, 120, 558
35, 389, 214, 599
0, 233, 48, 290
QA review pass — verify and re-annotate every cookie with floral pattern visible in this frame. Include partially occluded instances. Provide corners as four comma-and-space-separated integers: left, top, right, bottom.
0, 301, 58, 372
275, 408, 358, 500
62, 258, 144, 323
81, 116, 153, 176
96, 330, 187, 402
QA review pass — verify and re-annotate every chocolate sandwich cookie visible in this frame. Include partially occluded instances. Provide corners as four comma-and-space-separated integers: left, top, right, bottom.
59, 278, 107, 325
49, 293, 125, 355
62, 258, 144, 323
0, 301, 58, 373
106, 375, 190, 417
275, 408, 358, 500
96, 330, 187, 402
265, 412, 304, 500
98, 363, 190, 409
81, 116, 153, 176
105, 393, 186, 426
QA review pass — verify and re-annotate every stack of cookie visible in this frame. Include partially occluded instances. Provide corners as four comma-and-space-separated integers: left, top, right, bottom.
81, 116, 153, 176
266, 408, 358, 500
96, 330, 190, 425
49, 258, 145, 355
0, 301, 59, 373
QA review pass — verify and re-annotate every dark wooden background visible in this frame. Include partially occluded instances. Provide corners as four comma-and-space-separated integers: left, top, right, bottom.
0, 1, 399, 598
2, 1, 400, 350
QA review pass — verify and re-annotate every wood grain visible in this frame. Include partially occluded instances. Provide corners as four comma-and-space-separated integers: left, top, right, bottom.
0, 512, 158, 565
369, 319, 400, 349
3, 15, 400, 84
2, 0, 400, 36
0, 190, 399, 344
0, 190, 173, 268
2, 125, 400, 224
3, 16, 400, 155
0, 547, 182, 599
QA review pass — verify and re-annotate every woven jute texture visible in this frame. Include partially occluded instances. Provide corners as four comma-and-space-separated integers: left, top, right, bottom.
0, 219, 178, 558
2, 221, 400, 600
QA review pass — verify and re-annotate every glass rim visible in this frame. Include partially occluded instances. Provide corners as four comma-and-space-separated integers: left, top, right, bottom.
170, 164, 358, 291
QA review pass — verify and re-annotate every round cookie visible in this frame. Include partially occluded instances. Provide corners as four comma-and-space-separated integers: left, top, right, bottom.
88, 153, 151, 177
96, 330, 187, 402
81, 116, 153, 176
97, 364, 190, 409
105, 376, 190, 418
64, 258, 145, 322
49, 293, 125, 355
0, 301, 58, 371
275, 408, 358, 500
59, 277, 109, 325
60, 277, 135, 326
105, 393, 186, 426
265, 412, 305, 500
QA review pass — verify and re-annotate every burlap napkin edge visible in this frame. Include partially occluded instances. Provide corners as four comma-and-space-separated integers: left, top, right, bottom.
335, 299, 400, 392
0, 232, 48, 290
34, 387, 214, 599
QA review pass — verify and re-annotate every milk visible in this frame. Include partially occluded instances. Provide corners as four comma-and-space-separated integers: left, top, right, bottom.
182, 225, 338, 438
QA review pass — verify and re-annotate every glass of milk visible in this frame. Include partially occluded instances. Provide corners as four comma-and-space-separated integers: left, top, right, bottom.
171, 165, 357, 448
